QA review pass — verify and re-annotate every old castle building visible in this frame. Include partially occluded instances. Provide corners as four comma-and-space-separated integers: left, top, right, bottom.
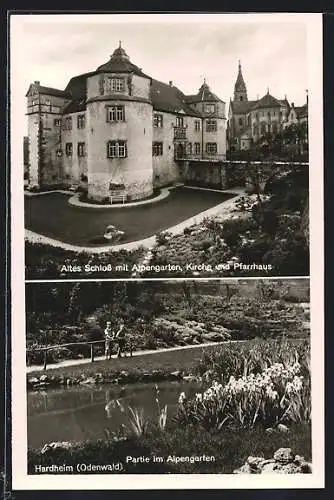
26, 43, 227, 201
227, 62, 308, 151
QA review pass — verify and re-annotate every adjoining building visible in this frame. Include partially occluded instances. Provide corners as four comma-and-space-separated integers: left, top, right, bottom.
26, 43, 227, 202
227, 61, 308, 152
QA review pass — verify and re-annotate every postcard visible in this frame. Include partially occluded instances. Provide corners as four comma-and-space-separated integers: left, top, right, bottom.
10, 12, 324, 490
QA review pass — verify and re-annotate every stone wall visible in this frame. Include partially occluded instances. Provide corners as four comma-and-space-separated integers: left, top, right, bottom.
181, 161, 308, 192
180, 161, 228, 189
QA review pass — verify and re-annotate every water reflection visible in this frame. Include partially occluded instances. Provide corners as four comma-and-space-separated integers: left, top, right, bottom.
27, 381, 201, 449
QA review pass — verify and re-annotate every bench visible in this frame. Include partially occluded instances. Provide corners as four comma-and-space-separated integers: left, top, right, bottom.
109, 190, 127, 204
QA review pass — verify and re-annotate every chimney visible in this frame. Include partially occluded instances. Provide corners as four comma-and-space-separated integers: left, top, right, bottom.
291, 102, 295, 108
34, 81, 40, 86
169, 81, 173, 87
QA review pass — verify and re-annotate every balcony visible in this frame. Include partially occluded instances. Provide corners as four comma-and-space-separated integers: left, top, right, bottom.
173, 126, 187, 140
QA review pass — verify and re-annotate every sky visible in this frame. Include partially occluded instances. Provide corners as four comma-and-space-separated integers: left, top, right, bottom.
11, 14, 312, 134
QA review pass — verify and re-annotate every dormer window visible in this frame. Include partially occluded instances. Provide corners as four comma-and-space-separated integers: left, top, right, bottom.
107, 77, 125, 93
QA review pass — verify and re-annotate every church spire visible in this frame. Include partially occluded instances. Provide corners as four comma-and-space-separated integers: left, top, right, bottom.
234, 60, 248, 102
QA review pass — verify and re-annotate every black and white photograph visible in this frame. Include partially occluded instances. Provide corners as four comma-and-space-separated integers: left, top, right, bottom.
26, 279, 311, 475
15, 14, 311, 280
10, 12, 324, 491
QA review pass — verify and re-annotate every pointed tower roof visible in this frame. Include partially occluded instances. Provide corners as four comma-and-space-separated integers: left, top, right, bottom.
234, 60, 247, 93
96, 43, 150, 78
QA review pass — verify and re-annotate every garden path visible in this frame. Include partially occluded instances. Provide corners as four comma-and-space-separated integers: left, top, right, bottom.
26, 339, 245, 373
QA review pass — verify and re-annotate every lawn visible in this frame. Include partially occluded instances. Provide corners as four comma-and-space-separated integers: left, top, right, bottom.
25, 188, 234, 246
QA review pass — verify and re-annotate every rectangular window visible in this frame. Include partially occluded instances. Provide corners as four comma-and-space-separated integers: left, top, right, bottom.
54, 119, 61, 127
205, 104, 215, 114
187, 143, 192, 155
107, 77, 125, 93
77, 114, 85, 129
106, 105, 125, 122
175, 116, 184, 128
206, 142, 217, 155
77, 142, 86, 157
64, 116, 72, 130
194, 120, 201, 131
153, 114, 163, 128
194, 142, 201, 155
152, 142, 163, 156
65, 143, 73, 157
107, 140, 127, 158
45, 99, 51, 106
206, 119, 217, 132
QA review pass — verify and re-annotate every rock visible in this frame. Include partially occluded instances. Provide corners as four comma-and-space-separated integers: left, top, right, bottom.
273, 448, 295, 464
277, 463, 302, 474
28, 377, 39, 385
294, 454, 306, 465
300, 462, 312, 473
233, 463, 253, 474
261, 462, 278, 473
265, 427, 275, 434
277, 423, 289, 433
41, 441, 74, 454
182, 375, 198, 382
80, 377, 95, 385
247, 456, 265, 469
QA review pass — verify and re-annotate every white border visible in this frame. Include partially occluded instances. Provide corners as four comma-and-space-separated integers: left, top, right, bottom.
11, 12, 324, 490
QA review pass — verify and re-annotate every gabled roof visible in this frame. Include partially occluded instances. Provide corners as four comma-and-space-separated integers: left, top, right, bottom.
251, 92, 282, 109
26, 84, 71, 99
150, 79, 201, 116
186, 81, 223, 104
279, 98, 290, 108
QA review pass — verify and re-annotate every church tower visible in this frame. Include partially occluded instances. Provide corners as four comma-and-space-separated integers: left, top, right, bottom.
233, 60, 248, 102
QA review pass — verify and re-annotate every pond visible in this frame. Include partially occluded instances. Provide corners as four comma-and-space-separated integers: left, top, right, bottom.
27, 380, 202, 450
24, 188, 234, 246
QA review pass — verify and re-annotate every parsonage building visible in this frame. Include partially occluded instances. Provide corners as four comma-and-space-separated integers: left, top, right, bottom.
26, 43, 227, 202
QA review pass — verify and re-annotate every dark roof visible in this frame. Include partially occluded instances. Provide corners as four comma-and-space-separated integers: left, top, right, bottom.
39, 86, 71, 98
294, 104, 308, 119
279, 98, 290, 108
63, 99, 86, 114
234, 62, 247, 93
251, 93, 282, 109
230, 100, 256, 114
96, 45, 150, 79
26, 84, 71, 98
63, 72, 95, 114
150, 79, 201, 116
186, 82, 223, 103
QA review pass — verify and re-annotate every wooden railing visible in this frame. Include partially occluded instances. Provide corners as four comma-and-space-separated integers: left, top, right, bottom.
26, 339, 133, 371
